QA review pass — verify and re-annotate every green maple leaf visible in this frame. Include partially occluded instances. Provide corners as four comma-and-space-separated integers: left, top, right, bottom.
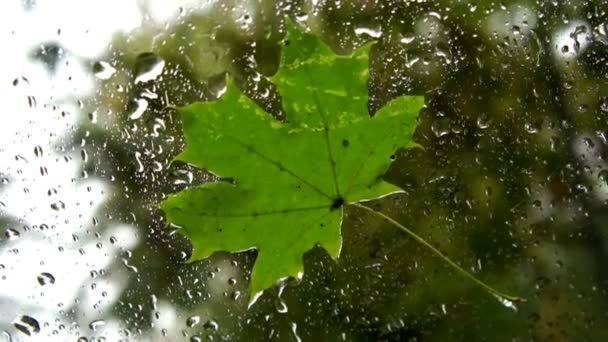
161, 24, 424, 299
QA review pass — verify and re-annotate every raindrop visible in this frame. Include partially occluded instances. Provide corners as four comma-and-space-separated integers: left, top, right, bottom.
152, 161, 163, 172
598, 170, 608, 186
431, 118, 450, 138
476, 114, 490, 129
92, 61, 116, 80
600, 98, 608, 113
275, 280, 288, 313
134, 53, 165, 84
37, 272, 55, 286
290, 322, 302, 342
578, 104, 588, 113
127, 98, 149, 120
13, 315, 40, 336
405, 56, 420, 68
495, 295, 518, 311
203, 319, 218, 331
122, 259, 138, 273
150, 294, 158, 310
89, 319, 106, 331
275, 299, 288, 314
33, 146, 43, 158
354, 26, 382, 38
27, 96, 36, 109
140, 87, 159, 100
5, 228, 20, 240
524, 120, 540, 134
50, 201, 66, 211
172, 166, 193, 185
400, 34, 416, 44
134, 152, 144, 173
186, 315, 200, 328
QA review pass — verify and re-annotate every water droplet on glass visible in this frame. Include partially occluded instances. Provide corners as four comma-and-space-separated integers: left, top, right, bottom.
476, 114, 490, 129
140, 87, 159, 100
275, 298, 288, 313
5, 228, 20, 240
578, 103, 588, 113
50, 201, 65, 211
599, 98, 608, 113
525, 120, 540, 134
134, 53, 165, 84
92, 61, 116, 80
150, 294, 158, 310
354, 26, 382, 38
127, 98, 149, 120
134, 152, 144, 173
405, 56, 420, 68
203, 319, 218, 331
37, 272, 55, 286
598, 170, 608, 185
33, 146, 43, 158
400, 34, 416, 44
495, 295, 518, 311
290, 322, 302, 342
27, 96, 37, 109
89, 319, 106, 331
13, 315, 40, 336
431, 118, 451, 138
122, 259, 138, 273
186, 315, 200, 328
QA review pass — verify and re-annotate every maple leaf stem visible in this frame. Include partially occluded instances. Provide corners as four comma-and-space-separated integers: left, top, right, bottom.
350, 202, 525, 305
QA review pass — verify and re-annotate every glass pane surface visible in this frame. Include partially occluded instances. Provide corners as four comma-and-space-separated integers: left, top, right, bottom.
1, 1, 608, 341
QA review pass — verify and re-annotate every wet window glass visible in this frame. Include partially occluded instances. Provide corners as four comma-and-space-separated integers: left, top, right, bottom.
1, 1, 608, 341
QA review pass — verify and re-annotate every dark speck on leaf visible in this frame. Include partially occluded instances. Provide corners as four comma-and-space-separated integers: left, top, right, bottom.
390, 154, 396, 160
342, 139, 349, 147
331, 197, 344, 210
284, 40, 290, 46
